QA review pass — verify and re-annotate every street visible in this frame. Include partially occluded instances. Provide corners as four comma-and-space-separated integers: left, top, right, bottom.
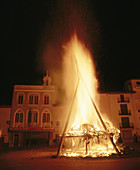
0, 149, 140, 170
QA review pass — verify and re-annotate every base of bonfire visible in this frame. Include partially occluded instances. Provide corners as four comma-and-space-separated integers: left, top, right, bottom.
59, 123, 121, 158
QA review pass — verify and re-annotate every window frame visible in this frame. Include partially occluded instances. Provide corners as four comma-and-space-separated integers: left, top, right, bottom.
33, 112, 38, 123
17, 93, 24, 105
14, 110, 24, 124
28, 93, 39, 105
44, 94, 49, 105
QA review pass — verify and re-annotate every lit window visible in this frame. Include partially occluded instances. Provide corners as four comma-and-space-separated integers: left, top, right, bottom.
44, 95, 49, 105
18, 95, 23, 104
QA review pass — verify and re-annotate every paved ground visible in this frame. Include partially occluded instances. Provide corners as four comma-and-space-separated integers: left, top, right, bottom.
0, 146, 140, 170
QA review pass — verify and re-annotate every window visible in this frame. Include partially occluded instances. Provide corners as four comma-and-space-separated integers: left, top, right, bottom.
120, 104, 128, 114
42, 112, 50, 123
43, 113, 46, 123
120, 95, 124, 102
19, 113, 23, 122
15, 113, 19, 123
121, 117, 130, 128
136, 82, 140, 86
34, 96, 38, 104
47, 113, 50, 122
34, 112, 38, 123
29, 95, 33, 104
44, 95, 49, 105
18, 95, 23, 104
15, 112, 23, 123
29, 95, 39, 105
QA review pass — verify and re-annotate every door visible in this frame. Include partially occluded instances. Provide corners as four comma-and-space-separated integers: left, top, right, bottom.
14, 134, 19, 147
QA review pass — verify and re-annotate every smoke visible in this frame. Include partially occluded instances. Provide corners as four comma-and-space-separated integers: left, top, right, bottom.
37, 0, 100, 103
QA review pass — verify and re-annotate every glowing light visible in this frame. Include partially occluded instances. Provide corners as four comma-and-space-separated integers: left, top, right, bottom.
60, 33, 121, 158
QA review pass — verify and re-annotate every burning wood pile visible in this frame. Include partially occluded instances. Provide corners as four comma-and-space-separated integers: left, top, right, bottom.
56, 33, 122, 158
60, 123, 120, 157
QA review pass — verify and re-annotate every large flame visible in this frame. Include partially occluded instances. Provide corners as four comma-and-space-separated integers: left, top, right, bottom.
62, 33, 103, 130
61, 33, 121, 157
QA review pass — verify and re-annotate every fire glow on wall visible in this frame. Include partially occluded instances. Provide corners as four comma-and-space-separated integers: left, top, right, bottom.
57, 33, 121, 158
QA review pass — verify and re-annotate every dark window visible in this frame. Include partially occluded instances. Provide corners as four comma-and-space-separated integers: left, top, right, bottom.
120, 95, 124, 102
29, 95, 33, 104
18, 95, 23, 104
44, 95, 49, 104
47, 113, 50, 122
28, 110, 32, 123
136, 82, 140, 86
120, 104, 128, 114
34, 96, 38, 104
121, 117, 130, 128
34, 112, 38, 123
43, 113, 46, 122
20, 113, 23, 122
46, 80, 48, 86
15, 113, 19, 123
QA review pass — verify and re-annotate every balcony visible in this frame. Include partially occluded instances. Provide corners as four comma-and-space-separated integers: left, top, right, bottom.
119, 123, 134, 129
119, 110, 131, 115
117, 97, 129, 103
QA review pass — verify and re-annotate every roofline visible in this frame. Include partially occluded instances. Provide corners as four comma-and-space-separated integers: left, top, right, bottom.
98, 91, 135, 94
0, 105, 11, 108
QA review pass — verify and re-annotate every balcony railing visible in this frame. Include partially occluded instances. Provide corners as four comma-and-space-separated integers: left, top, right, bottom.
117, 97, 129, 103
119, 123, 134, 129
119, 110, 131, 115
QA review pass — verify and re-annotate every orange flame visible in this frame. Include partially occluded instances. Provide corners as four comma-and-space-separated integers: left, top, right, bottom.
61, 33, 121, 157
62, 33, 103, 130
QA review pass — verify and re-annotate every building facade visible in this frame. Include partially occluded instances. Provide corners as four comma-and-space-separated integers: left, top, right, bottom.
8, 77, 140, 148
0, 106, 11, 147
99, 79, 140, 143
8, 73, 63, 148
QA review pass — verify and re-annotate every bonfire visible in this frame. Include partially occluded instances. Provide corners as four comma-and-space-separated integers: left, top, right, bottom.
57, 33, 122, 158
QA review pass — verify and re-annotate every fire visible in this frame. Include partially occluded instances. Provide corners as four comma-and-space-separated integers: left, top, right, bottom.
59, 33, 121, 158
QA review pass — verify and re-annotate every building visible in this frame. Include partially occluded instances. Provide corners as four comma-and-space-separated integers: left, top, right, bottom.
0, 106, 11, 147
99, 79, 140, 143
8, 72, 66, 148
8, 76, 140, 148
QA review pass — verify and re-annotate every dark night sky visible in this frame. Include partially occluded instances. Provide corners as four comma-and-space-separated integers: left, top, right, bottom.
0, 0, 140, 105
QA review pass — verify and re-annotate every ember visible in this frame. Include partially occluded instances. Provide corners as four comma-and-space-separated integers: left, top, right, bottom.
57, 33, 122, 158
